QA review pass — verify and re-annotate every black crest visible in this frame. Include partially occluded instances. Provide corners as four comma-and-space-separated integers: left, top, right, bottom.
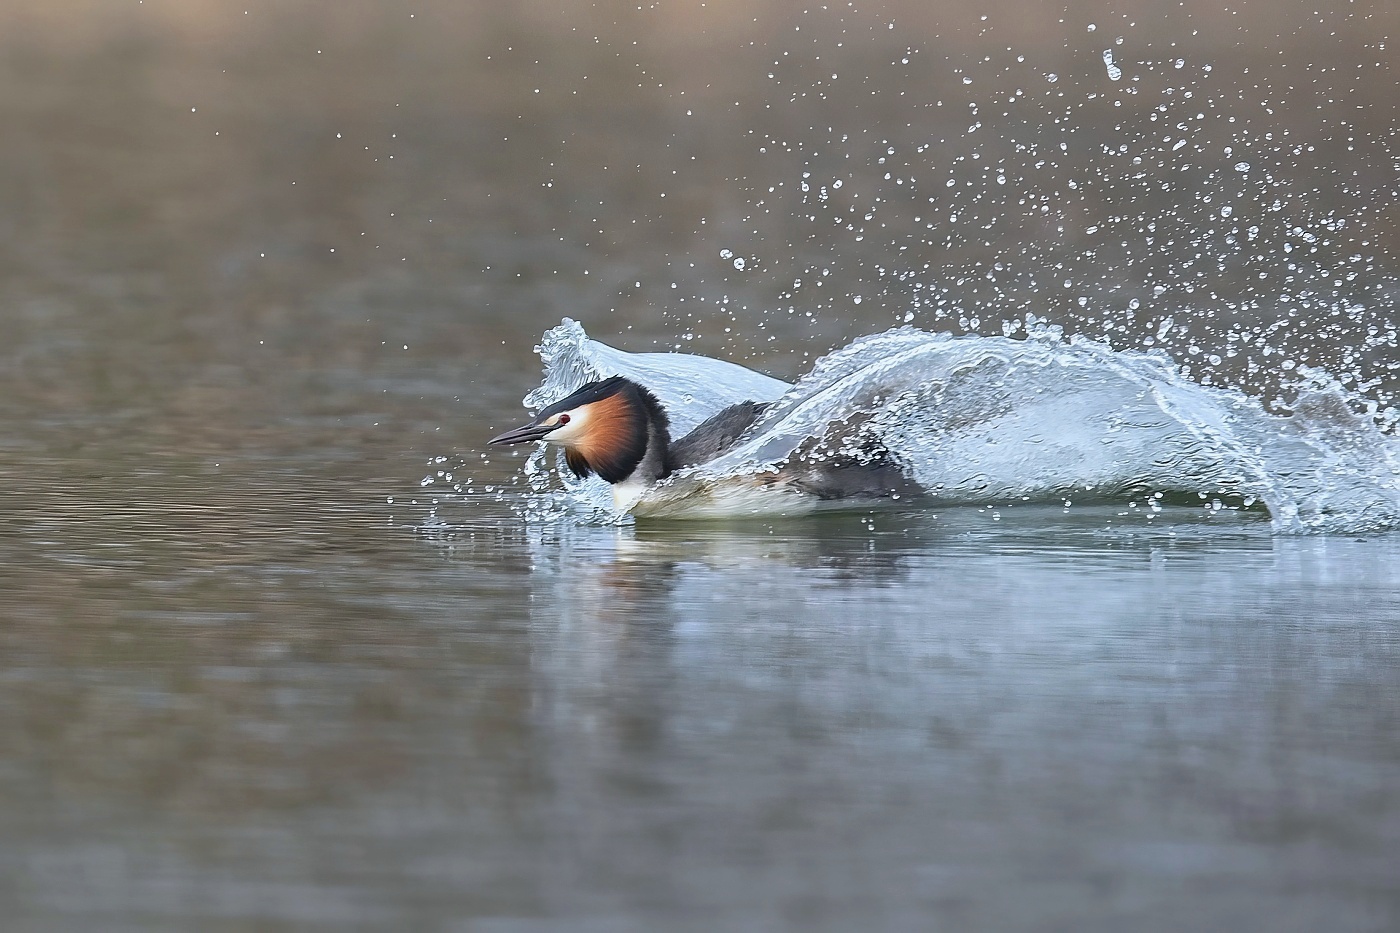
537, 375, 630, 420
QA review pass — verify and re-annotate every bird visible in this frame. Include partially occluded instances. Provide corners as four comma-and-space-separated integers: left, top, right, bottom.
489, 375, 914, 512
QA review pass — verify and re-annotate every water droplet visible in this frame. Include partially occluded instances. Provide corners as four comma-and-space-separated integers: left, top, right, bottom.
1102, 50, 1122, 81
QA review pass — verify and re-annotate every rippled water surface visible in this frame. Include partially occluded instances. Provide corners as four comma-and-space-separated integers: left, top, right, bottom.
9, 469, 1400, 931
3, 3, 1399, 930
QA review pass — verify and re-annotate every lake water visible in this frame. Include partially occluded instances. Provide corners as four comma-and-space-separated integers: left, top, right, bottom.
3, 3, 1398, 930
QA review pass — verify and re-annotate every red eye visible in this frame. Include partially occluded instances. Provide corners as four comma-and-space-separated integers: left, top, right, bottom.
557, 413, 571, 425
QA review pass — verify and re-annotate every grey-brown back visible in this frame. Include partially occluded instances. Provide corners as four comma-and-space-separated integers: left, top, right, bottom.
667, 401, 770, 471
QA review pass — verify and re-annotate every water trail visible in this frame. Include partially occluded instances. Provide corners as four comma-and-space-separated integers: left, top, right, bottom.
514, 319, 1399, 533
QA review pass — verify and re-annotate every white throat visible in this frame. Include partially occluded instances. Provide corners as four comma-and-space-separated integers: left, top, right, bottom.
611, 475, 650, 512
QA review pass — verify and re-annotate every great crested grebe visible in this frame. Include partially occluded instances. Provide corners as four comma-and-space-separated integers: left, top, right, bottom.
489, 374, 913, 511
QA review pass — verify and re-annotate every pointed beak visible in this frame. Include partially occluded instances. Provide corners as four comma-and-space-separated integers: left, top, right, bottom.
488, 419, 555, 446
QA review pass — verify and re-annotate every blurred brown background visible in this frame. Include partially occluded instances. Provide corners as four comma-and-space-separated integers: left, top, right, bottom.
1, 0, 1395, 429
1, 6, 1398, 929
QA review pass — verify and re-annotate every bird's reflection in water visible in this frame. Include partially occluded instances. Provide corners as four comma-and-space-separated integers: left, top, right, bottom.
415, 503, 1400, 925
547, 513, 923, 589
505, 514, 935, 793
512, 515, 921, 696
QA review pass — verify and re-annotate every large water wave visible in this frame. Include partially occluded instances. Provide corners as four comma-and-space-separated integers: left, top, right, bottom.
513, 319, 1399, 533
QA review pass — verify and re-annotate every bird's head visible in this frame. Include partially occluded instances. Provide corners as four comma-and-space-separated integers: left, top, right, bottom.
488, 375, 669, 485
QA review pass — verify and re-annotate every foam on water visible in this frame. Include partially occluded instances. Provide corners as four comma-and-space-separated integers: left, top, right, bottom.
516, 319, 1400, 534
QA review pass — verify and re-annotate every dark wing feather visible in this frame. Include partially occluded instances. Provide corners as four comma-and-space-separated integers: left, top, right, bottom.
785, 428, 918, 501
788, 452, 916, 500
667, 401, 769, 471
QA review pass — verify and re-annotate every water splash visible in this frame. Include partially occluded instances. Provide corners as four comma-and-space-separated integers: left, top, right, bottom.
510, 320, 1399, 534
526, 318, 789, 437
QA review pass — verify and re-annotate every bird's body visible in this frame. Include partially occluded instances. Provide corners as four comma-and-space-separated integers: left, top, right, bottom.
490, 375, 913, 512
